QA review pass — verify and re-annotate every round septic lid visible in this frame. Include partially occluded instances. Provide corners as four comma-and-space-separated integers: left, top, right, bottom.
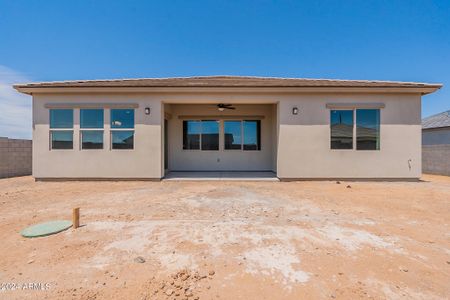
21, 220, 72, 238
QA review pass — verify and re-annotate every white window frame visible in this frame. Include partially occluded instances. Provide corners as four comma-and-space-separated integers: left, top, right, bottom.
49, 109, 74, 150
80, 109, 105, 150
110, 109, 135, 150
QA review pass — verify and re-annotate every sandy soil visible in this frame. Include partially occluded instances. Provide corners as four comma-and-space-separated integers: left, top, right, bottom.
0, 175, 449, 299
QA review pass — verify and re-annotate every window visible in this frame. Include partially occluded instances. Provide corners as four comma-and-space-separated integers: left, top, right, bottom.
224, 121, 242, 150
81, 131, 103, 149
183, 120, 219, 150
201, 120, 219, 150
51, 131, 73, 149
111, 109, 134, 128
81, 109, 104, 149
111, 109, 134, 149
223, 120, 261, 151
50, 109, 73, 128
112, 131, 134, 149
330, 110, 353, 149
183, 121, 201, 150
356, 109, 380, 150
243, 120, 261, 150
50, 109, 73, 149
330, 109, 380, 150
81, 109, 103, 128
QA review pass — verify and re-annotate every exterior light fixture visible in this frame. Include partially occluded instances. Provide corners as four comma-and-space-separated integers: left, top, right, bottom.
292, 107, 299, 115
145, 107, 151, 115
218, 107, 225, 112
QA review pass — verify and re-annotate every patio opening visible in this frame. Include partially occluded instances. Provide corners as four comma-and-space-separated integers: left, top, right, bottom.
162, 103, 278, 177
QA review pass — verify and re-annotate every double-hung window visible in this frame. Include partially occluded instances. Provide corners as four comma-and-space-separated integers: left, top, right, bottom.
224, 120, 261, 150
111, 109, 135, 149
50, 109, 74, 150
183, 120, 219, 150
330, 109, 380, 150
80, 109, 104, 149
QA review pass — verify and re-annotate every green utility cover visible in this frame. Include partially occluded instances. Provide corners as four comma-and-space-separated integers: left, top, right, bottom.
21, 220, 72, 238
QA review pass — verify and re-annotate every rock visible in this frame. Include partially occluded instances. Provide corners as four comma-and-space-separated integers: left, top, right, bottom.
336, 181, 341, 184
346, 185, 351, 188
208, 270, 215, 276
181, 274, 190, 281
134, 256, 146, 263
185, 291, 193, 297
165, 289, 174, 296
27, 259, 34, 264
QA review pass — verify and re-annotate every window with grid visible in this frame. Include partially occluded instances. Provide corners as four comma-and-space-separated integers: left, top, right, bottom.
111, 109, 134, 150
50, 109, 74, 150
80, 109, 104, 149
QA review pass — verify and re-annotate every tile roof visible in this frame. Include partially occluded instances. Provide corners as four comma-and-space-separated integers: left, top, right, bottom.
13, 75, 442, 90
422, 110, 450, 129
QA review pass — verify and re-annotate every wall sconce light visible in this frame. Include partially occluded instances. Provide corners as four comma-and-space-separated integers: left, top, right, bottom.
292, 107, 299, 115
145, 107, 151, 115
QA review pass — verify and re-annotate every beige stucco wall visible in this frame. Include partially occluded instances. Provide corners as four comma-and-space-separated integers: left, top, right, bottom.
31, 91, 422, 179
166, 104, 275, 171
33, 94, 162, 179
277, 93, 422, 179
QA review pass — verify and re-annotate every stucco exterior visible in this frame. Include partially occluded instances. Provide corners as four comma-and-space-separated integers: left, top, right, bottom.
15, 76, 441, 180
33, 94, 162, 179
277, 93, 422, 179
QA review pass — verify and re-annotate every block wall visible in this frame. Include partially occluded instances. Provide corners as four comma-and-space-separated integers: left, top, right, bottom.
0, 137, 32, 178
422, 145, 450, 176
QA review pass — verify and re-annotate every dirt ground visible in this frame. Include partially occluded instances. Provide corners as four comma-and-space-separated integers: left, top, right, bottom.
0, 175, 449, 300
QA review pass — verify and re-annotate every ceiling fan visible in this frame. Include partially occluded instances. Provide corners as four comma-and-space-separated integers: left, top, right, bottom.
217, 103, 236, 111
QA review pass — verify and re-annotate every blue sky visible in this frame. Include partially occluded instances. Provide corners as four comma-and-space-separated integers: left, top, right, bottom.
1, 0, 449, 138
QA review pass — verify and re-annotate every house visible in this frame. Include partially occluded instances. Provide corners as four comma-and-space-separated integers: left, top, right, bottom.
13, 76, 442, 180
422, 109, 450, 176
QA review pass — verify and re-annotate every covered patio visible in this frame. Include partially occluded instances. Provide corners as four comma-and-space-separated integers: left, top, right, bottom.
163, 102, 278, 175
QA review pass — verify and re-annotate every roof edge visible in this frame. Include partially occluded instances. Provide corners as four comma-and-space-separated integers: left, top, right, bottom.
13, 76, 443, 95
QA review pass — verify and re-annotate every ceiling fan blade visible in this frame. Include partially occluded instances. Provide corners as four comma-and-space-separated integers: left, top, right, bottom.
226, 106, 236, 110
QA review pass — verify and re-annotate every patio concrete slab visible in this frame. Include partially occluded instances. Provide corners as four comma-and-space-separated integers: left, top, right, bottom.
163, 171, 279, 181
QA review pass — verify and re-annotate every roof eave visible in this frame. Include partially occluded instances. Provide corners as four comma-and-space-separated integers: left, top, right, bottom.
13, 85, 442, 95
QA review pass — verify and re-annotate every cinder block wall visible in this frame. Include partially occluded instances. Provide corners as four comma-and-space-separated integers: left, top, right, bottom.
0, 137, 32, 178
422, 145, 450, 176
